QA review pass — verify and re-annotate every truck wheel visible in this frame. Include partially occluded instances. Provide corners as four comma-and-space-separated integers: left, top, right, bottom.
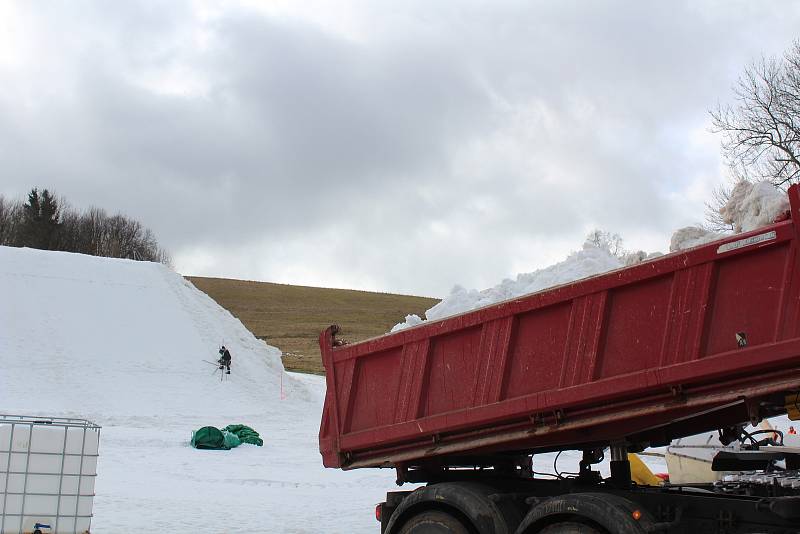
538, 522, 603, 534
398, 510, 470, 534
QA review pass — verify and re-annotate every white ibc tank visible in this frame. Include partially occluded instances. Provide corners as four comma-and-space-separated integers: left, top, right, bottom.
0, 415, 100, 534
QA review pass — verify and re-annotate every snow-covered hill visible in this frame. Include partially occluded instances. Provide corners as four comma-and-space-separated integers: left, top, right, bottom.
0, 246, 396, 533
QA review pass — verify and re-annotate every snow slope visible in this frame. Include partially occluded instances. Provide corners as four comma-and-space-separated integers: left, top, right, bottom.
0, 246, 397, 533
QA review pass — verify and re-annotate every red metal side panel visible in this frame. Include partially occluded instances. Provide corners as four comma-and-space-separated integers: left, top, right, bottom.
419, 325, 482, 418
319, 186, 800, 469
345, 346, 403, 433
501, 302, 571, 400
596, 275, 672, 378
703, 242, 790, 356
659, 264, 714, 366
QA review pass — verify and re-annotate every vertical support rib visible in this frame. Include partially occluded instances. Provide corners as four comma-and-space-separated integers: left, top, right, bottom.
688, 263, 714, 361
395, 339, 431, 423
561, 297, 587, 388
337, 359, 357, 434
660, 264, 714, 366
473, 316, 515, 406
584, 291, 609, 383
658, 269, 682, 367
561, 292, 607, 387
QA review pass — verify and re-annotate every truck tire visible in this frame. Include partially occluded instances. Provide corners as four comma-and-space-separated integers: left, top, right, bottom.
398, 510, 470, 534
538, 522, 602, 534
516, 493, 652, 534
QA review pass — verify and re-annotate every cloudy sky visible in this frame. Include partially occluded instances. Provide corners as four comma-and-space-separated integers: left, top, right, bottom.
1, 1, 799, 297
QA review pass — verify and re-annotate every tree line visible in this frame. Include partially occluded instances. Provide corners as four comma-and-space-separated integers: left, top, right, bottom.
0, 188, 170, 265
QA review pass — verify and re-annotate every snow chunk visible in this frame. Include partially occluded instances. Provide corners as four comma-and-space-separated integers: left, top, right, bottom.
391, 243, 623, 331
390, 313, 424, 332
720, 181, 790, 233
669, 181, 789, 252
622, 250, 663, 266
669, 226, 726, 252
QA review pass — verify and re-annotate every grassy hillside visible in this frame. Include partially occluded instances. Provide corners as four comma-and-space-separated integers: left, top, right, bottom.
187, 277, 439, 374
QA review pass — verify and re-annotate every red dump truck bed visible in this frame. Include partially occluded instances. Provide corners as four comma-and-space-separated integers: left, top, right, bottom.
319, 186, 800, 470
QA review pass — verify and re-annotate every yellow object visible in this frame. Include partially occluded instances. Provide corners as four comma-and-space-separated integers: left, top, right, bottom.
628, 453, 663, 486
786, 393, 800, 421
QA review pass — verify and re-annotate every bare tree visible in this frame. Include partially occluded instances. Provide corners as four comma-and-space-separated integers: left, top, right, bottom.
703, 179, 737, 233
82, 207, 108, 256
0, 195, 23, 246
711, 41, 800, 187
585, 229, 626, 258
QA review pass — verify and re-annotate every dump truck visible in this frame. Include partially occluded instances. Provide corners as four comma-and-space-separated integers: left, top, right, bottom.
319, 185, 800, 533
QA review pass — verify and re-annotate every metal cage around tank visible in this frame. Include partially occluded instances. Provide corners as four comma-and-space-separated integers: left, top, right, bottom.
0, 414, 101, 534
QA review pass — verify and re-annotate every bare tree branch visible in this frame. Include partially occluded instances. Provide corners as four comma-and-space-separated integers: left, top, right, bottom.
710, 41, 800, 189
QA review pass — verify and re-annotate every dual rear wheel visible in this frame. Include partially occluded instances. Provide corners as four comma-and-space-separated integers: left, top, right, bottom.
397, 510, 601, 534
397, 511, 469, 534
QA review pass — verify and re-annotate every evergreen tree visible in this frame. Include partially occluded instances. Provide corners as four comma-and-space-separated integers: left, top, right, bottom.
21, 188, 61, 249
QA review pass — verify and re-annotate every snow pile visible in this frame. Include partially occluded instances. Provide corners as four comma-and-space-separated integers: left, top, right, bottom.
669, 226, 726, 252
0, 246, 300, 415
395, 181, 790, 331
392, 243, 623, 331
671, 181, 789, 252
720, 180, 790, 233
0, 246, 397, 533
622, 250, 663, 266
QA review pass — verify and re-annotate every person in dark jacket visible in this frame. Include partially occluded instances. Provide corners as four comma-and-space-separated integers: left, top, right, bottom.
218, 346, 232, 374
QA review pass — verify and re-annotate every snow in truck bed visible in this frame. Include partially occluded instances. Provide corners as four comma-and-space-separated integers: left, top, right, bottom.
392, 180, 791, 332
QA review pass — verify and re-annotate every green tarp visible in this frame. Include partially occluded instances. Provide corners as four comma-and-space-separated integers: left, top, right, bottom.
223, 424, 264, 446
190, 426, 230, 450
190, 424, 263, 450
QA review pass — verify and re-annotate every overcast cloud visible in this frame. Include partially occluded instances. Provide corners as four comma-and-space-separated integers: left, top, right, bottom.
1, 1, 799, 297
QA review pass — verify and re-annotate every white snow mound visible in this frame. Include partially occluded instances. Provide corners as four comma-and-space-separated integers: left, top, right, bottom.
669, 226, 726, 252
392, 243, 623, 331
0, 246, 302, 415
670, 181, 789, 252
721, 180, 790, 233
395, 181, 792, 331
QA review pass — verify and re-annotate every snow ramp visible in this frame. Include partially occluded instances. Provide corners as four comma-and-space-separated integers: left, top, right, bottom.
0, 245, 302, 416
0, 246, 396, 533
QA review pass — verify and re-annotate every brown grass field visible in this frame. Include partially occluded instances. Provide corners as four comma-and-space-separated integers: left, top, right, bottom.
187, 277, 439, 374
